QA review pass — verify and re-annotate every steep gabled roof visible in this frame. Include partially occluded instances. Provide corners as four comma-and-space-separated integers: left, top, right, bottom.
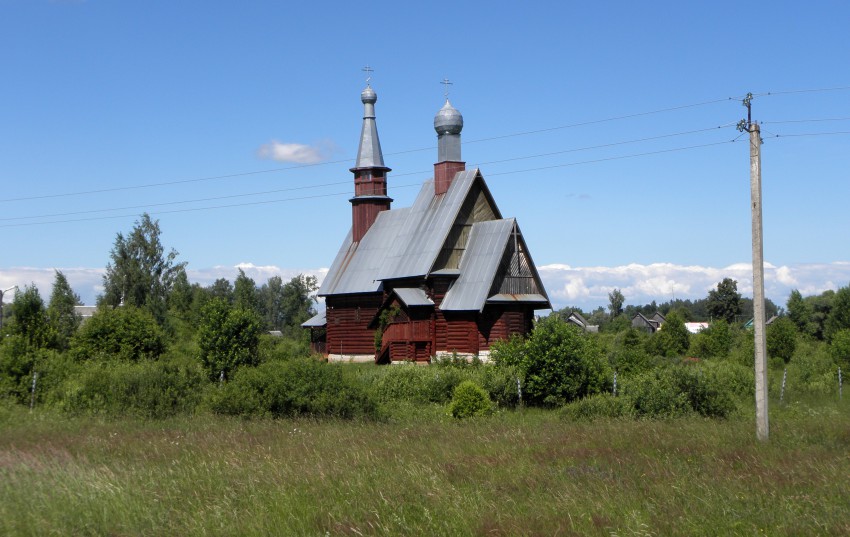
318, 208, 410, 296
441, 219, 551, 312
318, 168, 547, 311
379, 169, 499, 280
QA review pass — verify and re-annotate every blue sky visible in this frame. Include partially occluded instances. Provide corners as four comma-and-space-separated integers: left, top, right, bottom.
2, 0, 849, 310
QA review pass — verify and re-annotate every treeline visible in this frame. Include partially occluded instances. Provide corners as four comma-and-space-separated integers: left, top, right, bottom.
1, 214, 848, 422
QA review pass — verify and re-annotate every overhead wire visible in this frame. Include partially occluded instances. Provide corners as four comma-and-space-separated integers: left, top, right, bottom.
0, 95, 741, 204
0, 137, 745, 228
0, 123, 738, 222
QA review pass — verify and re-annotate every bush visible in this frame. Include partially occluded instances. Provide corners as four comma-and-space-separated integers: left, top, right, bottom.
829, 329, 850, 370
448, 381, 492, 419
609, 328, 654, 374
56, 356, 205, 418
492, 316, 611, 407
206, 359, 378, 419
197, 299, 263, 381
561, 393, 634, 421
621, 364, 736, 419
690, 320, 733, 359
0, 336, 76, 406
767, 317, 797, 364
70, 306, 165, 362
646, 312, 690, 358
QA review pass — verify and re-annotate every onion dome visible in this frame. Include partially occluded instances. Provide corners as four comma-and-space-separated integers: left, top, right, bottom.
434, 99, 463, 135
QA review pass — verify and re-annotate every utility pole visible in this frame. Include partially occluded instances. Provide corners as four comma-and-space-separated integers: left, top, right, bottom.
739, 93, 769, 441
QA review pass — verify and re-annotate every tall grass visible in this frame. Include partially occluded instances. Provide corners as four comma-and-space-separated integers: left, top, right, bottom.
1, 399, 848, 536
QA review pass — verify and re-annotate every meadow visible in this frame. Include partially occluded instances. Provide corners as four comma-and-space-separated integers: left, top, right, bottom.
2, 397, 848, 537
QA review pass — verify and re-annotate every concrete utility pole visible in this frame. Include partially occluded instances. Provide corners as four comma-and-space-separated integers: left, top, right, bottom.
741, 92, 769, 441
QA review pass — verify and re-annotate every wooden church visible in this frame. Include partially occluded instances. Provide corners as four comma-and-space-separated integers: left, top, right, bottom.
303, 83, 550, 363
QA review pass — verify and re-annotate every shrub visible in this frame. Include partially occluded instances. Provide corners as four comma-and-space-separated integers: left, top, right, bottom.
70, 306, 165, 362
831, 329, 850, 370
448, 380, 492, 419
477, 364, 522, 408
492, 316, 611, 407
56, 356, 205, 418
609, 328, 653, 374
0, 339, 72, 406
206, 359, 378, 419
561, 393, 634, 421
621, 364, 736, 419
690, 320, 733, 359
197, 299, 263, 381
646, 312, 690, 358
767, 317, 797, 364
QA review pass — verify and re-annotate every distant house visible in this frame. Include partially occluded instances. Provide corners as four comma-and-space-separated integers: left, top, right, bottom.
684, 322, 709, 334
74, 305, 97, 322
565, 311, 599, 333
632, 312, 666, 333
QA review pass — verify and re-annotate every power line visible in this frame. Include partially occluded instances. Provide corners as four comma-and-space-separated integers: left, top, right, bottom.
1, 123, 736, 222
762, 116, 850, 125
752, 85, 850, 98
0, 138, 742, 228
0, 95, 743, 204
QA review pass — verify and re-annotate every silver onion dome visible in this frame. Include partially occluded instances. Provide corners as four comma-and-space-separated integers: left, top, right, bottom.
434, 99, 463, 135
361, 85, 377, 104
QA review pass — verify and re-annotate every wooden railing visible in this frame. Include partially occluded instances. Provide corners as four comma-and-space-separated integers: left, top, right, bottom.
382, 320, 431, 343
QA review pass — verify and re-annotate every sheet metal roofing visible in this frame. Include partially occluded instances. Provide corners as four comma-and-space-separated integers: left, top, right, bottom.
320, 169, 483, 296
392, 288, 434, 307
318, 208, 411, 296
319, 168, 548, 313
301, 310, 327, 328
440, 219, 514, 312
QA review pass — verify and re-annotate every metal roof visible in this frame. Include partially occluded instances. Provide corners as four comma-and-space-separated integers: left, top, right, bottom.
354, 85, 386, 169
319, 168, 548, 313
301, 310, 327, 328
378, 169, 484, 281
440, 219, 514, 311
318, 207, 411, 296
392, 288, 434, 307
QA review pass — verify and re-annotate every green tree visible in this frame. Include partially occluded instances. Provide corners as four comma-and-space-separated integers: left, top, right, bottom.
825, 285, 850, 342
197, 298, 262, 381
168, 268, 194, 317
786, 289, 810, 334
70, 306, 165, 362
47, 270, 82, 351
101, 213, 186, 324
608, 288, 625, 318
233, 269, 259, 314
691, 319, 732, 359
648, 312, 690, 357
766, 316, 797, 364
706, 278, 742, 324
7, 284, 49, 349
207, 278, 234, 303
830, 329, 850, 370
280, 274, 318, 334
492, 316, 611, 407
259, 276, 285, 330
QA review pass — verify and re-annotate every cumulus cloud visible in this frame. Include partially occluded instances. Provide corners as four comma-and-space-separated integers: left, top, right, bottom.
4, 261, 848, 314
0, 267, 104, 305
538, 261, 850, 311
256, 140, 335, 164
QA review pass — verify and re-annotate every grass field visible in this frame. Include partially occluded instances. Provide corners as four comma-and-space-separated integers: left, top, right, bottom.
1, 399, 849, 536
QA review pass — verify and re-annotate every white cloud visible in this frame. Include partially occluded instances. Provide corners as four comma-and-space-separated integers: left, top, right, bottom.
537, 261, 850, 311
256, 140, 334, 164
0, 267, 104, 305
3, 261, 848, 313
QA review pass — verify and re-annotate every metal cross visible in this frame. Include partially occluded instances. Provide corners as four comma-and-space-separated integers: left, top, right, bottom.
441, 78, 453, 99
362, 65, 374, 85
